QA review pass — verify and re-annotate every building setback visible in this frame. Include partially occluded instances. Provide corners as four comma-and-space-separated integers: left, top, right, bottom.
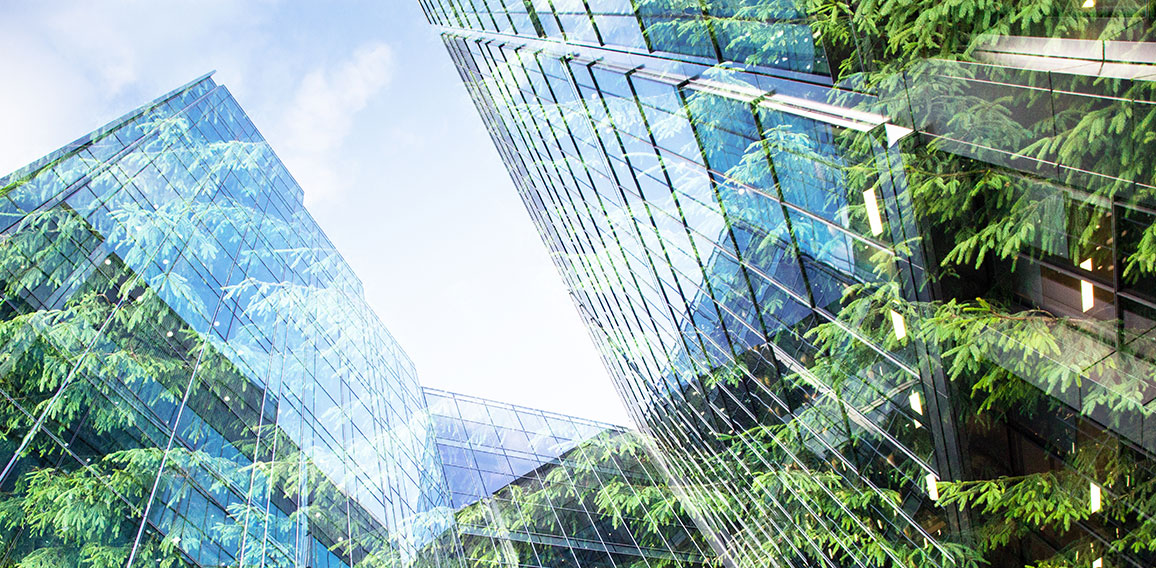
424, 387, 713, 568
421, 0, 1156, 567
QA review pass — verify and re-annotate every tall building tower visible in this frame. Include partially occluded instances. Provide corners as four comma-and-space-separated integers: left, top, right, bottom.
423, 1, 1156, 567
0, 75, 458, 568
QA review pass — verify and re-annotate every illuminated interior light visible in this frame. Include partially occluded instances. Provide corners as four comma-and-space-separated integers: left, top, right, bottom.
166, 331, 174, 338
890, 309, 907, 340
104, 258, 112, 265
909, 391, 923, 415
863, 189, 884, 236
1080, 258, 1094, 312
1092, 557, 1102, 568
1090, 482, 1102, 512
926, 473, 939, 500
224, 396, 230, 402
1082, 0, 1095, 7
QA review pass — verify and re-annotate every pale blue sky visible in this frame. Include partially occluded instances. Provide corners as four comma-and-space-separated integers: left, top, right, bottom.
0, 1, 630, 425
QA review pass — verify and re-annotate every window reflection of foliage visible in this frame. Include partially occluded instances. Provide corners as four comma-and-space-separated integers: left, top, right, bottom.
0, 206, 223, 567
636, 0, 826, 74
791, 1, 1156, 565
0, 94, 455, 567
454, 6, 1156, 564
454, 430, 710, 568
809, 0, 1156, 278
653, 3, 1156, 565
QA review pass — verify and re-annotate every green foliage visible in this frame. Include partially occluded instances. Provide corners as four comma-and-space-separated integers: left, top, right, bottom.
453, 431, 708, 568
652, 1, 1156, 566
446, 1, 1156, 566
0, 103, 468, 568
938, 473, 1089, 550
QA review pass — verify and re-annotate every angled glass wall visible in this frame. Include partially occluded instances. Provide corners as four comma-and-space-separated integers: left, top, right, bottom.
424, 0, 1156, 567
425, 388, 713, 568
0, 76, 460, 568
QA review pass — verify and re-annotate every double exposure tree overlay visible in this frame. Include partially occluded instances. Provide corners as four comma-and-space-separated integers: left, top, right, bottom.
803, 1, 1156, 566
453, 430, 711, 568
703, 0, 1156, 566
462, 0, 1156, 566
0, 205, 196, 567
0, 106, 456, 567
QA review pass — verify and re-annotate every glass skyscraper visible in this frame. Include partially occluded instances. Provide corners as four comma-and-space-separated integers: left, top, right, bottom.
424, 388, 712, 568
0, 69, 713, 568
423, 1, 1156, 567
6, 3, 1156, 566
0, 75, 457, 568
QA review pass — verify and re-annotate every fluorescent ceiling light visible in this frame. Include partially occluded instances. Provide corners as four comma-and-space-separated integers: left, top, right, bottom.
1080, 258, 1094, 312
1090, 482, 1102, 512
1082, 0, 1095, 8
909, 391, 923, 415
926, 473, 939, 500
890, 309, 907, 339
863, 189, 884, 236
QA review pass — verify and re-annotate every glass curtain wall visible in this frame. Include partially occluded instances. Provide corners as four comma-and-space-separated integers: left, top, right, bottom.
424, 388, 713, 568
0, 75, 460, 568
423, 0, 1156, 567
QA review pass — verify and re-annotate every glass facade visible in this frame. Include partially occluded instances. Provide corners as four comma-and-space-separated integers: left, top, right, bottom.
424, 1, 1156, 567
425, 388, 712, 568
0, 75, 458, 568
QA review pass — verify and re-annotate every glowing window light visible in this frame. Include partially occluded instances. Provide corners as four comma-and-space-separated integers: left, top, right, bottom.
1080, 258, 1094, 312
1090, 482, 1102, 512
1093, 557, 1103, 568
890, 309, 907, 340
1082, 0, 1095, 8
926, 473, 939, 500
909, 391, 923, 415
863, 189, 884, 236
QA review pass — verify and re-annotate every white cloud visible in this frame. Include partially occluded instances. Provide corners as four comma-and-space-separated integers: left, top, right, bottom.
0, 1, 265, 175
281, 43, 394, 204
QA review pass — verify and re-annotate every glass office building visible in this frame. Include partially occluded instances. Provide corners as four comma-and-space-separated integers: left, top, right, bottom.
424, 388, 712, 568
423, 1, 1156, 566
0, 75, 458, 568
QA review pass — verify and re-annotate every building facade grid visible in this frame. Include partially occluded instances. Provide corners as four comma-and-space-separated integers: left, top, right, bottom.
425, 387, 713, 568
0, 75, 458, 568
424, 1, 1156, 567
